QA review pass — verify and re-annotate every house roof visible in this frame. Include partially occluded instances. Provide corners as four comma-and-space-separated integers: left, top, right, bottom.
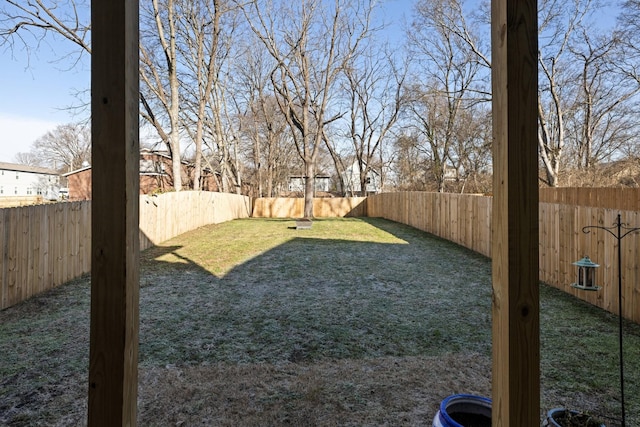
63, 149, 198, 178
0, 161, 60, 176
62, 165, 93, 177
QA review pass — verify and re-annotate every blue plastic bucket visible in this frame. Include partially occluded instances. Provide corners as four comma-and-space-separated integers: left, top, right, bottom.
432, 394, 492, 427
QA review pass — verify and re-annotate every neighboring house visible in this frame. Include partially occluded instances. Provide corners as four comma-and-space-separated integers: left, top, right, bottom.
62, 165, 93, 201
341, 162, 381, 195
63, 149, 219, 200
288, 175, 331, 193
0, 162, 61, 201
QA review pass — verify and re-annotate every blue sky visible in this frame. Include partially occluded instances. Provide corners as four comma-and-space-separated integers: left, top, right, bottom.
0, 37, 90, 162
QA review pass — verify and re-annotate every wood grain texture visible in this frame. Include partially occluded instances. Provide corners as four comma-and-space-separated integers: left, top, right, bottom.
88, 0, 140, 424
491, 0, 540, 425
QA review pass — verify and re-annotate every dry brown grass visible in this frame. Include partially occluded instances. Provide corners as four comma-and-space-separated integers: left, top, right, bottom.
137, 353, 490, 426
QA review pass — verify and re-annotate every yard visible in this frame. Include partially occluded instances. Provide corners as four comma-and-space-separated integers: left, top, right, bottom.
1, 217, 639, 425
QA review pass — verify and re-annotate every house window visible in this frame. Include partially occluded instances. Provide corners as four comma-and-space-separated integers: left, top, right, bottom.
16, 172, 19, 179
0, 186, 3, 194
366, 177, 371, 184
14, 187, 18, 194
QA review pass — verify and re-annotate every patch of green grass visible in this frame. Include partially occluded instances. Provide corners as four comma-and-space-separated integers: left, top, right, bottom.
140, 218, 407, 277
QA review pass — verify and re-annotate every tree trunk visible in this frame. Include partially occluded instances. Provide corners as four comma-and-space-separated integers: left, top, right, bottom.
304, 162, 315, 218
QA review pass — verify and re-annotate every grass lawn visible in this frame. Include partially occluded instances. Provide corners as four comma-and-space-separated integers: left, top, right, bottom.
1, 217, 639, 426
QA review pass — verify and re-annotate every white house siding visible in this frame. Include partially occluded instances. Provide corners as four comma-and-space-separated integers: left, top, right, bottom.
0, 162, 61, 199
342, 162, 380, 194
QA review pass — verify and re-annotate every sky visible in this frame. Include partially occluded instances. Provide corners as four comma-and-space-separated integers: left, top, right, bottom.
0, 37, 90, 163
0, 0, 620, 164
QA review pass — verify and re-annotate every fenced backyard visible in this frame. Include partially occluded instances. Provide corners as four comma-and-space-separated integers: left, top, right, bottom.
2, 217, 639, 425
2, 188, 640, 320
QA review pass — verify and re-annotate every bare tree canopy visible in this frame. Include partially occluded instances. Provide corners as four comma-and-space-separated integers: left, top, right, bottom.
404, 0, 491, 193
3, 0, 639, 193
239, 0, 376, 215
0, 0, 91, 55
18, 122, 91, 172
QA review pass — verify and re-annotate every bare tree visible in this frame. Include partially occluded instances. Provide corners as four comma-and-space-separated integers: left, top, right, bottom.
536, 0, 602, 187
0, 0, 91, 55
240, 0, 374, 218
13, 151, 44, 167
566, 28, 640, 170
448, 106, 492, 193
1, 0, 188, 190
391, 133, 429, 190
177, 0, 247, 193
235, 45, 301, 197
24, 123, 91, 172
139, 0, 185, 191
617, 0, 640, 86
406, 0, 489, 192
340, 45, 406, 195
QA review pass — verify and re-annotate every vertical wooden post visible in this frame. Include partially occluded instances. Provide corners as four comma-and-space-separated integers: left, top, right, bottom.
491, 0, 539, 425
88, 0, 139, 424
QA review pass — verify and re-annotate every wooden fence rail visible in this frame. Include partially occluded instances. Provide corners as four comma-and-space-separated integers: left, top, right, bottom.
367, 192, 640, 323
1, 192, 250, 310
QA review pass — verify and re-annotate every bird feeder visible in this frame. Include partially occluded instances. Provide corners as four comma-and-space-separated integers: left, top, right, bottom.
570, 256, 601, 291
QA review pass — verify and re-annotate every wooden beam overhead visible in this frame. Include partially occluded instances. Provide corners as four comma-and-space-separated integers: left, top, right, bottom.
88, 0, 140, 424
491, 0, 540, 425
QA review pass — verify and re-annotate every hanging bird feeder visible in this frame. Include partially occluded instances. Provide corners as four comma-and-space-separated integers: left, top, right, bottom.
570, 256, 601, 291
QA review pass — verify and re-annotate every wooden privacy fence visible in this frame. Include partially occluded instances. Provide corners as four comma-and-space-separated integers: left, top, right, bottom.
539, 204, 640, 323
367, 192, 493, 257
139, 191, 252, 249
1, 201, 91, 311
5, 189, 640, 321
252, 197, 367, 218
367, 192, 640, 323
1, 191, 250, 310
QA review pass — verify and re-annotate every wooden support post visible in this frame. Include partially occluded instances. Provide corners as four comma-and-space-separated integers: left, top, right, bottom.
88, 0, 139, 424
491, 0, 540, 425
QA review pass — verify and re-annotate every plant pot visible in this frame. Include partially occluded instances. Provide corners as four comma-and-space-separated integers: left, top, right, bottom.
543, 408, 605, 427
433, 394, 492, 427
